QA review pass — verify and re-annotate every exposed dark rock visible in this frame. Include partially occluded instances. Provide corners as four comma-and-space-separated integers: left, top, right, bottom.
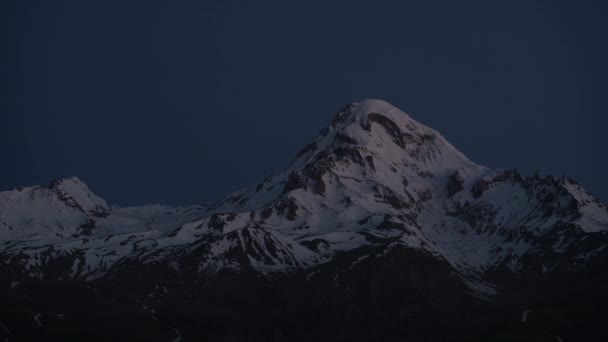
366, 113, 405, 148
207, 214, 226, 231
275, 197, 299, 221
260, 207, 273, 220
376, 217, 409, 232
417, 170, 435, 178
300, 239, 329, 253
312, 176, 326, 195
358, 215, 373, 225
78, 219, 96, 236
471, 169, 522, 198
448, 171, 465, 196
283, 172, 307, 193
295, 142, 317, 158
374, 185, 410, 210
421, 133, 436, 141
333, 145, 365, 166
49, 179, 110, 218
365, 155, 375, 171
237, 197, 248, 206
227, 194, 244, 204
301, 154, 331, 196
417, 189, 432, 202
330, 104, 355, 126
334, 131, 358, 145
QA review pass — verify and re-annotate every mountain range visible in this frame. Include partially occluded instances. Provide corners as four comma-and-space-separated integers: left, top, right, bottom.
2, 99, 607, 341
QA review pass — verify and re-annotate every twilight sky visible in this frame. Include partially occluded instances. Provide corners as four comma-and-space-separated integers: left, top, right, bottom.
1, 0, 607, 206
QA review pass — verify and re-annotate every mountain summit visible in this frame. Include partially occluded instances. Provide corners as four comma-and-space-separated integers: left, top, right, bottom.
1, 100, 607, 341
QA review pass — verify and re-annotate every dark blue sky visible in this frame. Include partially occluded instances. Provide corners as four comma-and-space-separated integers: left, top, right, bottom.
1, 0, 607, 206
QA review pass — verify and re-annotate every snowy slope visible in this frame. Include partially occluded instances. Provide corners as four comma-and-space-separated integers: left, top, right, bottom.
0, 177, 110, 241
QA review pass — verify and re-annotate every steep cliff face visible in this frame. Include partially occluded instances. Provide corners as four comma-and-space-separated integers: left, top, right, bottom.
1, 100, 607, 341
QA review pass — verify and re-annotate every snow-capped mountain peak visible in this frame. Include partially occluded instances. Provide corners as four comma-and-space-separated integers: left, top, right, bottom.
49, 176, 110, 217
0, 177, 110, 241
2, 103, 607, 341
1, 100, 607, 287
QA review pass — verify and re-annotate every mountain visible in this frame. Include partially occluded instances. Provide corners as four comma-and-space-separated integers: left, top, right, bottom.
1, 99, 607, 341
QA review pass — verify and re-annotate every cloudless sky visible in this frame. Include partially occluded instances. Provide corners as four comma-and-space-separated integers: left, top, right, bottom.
1, 0, 607, 205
